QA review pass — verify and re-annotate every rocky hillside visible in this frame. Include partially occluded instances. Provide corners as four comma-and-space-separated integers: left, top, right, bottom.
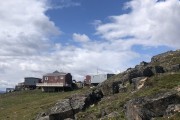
36, 50, 180, 120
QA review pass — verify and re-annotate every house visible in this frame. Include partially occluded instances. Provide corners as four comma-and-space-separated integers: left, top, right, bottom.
84, 74, 115, 86
24, 77, 42, 90
36, 71, 73, 92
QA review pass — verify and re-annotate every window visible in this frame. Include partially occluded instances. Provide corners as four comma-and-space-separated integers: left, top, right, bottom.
60, 76, 63, 79
45, 77, 48, 80
55, 77, 58, 80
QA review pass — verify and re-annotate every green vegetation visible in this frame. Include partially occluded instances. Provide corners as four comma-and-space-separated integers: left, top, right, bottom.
151, 51, 180, 67
76, 73, 180, 120
0, 88, 88, 120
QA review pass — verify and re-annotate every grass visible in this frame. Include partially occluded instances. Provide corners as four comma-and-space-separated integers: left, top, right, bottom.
151, 51, 180, 68
0, 88, 89, 120
76, 72, 180, 120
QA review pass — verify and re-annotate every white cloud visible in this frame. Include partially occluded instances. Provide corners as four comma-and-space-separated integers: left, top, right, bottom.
73, 33, 90, 42
96, 0, 180, 49
0, 0, 60, 56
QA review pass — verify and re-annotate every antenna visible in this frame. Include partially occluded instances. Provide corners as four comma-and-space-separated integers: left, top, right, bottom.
60, 61, 65, 72
97, 67, 99, 75
60, 68, 63, 72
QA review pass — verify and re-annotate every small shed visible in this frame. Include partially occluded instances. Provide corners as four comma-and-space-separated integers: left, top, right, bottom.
6, 88, 15, 93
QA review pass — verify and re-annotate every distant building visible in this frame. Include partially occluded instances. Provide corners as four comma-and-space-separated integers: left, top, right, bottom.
15, 82, 24, 91
84, 75, 91, 85
6, 88, 15, 93
24, 77, 42, 90
36, 71, 73, 92
75, 81, 83, 89
84, 74, 115, 86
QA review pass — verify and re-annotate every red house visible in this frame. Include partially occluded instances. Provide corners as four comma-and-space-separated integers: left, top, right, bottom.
37, 71, 72, 92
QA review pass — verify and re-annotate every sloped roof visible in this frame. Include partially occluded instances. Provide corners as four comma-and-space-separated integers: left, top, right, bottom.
44, 70, 67, 76
24, 77, 41, 80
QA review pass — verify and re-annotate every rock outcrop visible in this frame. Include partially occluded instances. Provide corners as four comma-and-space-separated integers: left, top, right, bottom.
124, 91, 180, 120
97, 65, 164, 96
96, 50, 180, 96
131, 77, 148, 90
100, 111, 120, 120
164, 104, 180, 117
36, 90, 103, 120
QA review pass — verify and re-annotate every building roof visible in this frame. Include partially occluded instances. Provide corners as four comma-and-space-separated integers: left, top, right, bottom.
44, 70, 67, 76
24, 77, 41, 80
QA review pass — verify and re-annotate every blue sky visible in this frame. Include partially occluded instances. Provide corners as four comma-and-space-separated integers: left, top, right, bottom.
46, 0, 129, 44
0, 0, 179, 91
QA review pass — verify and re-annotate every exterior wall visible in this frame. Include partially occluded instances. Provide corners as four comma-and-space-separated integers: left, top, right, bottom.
90, 74, 115, 84
84, 75, 91, 85
91, 74, 108, 83
24, 77, 41, 86
43, 75, 65, 85
41, 73, 72, 88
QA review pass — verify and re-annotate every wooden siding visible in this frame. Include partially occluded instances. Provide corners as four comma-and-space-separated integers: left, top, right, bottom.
38, 72, 72, 88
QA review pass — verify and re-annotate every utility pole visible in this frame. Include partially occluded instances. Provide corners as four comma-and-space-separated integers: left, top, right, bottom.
97, 67, 99, 75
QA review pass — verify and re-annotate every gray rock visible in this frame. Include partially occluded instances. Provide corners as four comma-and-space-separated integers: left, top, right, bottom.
164, 104, 180, 117
124, 91, 180, 120
99, 80, 122, 96
131, 77, 148, 90
170, 64, 180, 72
37, 90, 103, 120
151, 66, 164, 74
37, 116, 49, 120
99, 111, 120, 120
140, 61, 149, 66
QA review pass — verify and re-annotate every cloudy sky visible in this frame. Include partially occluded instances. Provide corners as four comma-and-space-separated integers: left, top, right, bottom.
0, 0, 180, 91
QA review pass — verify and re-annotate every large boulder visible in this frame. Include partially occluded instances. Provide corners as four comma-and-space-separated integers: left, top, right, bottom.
99, 80, 123, 96
36, 90, 103, 120
131, 77, 148, 90
169, 64, 180, 72
164, 104, 180, 117
98, 66, 154, 96
124, 91, 180, 120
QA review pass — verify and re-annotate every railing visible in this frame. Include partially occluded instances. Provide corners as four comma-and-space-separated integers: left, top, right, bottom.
36, 83, 64, 87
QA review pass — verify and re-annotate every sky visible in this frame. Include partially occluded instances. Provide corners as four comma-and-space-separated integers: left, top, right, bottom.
0, 0, 180, 91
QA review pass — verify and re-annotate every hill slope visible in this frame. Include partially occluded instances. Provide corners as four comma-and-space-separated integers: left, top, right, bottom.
75, 50, 180, 120
0, 89, 89, 120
